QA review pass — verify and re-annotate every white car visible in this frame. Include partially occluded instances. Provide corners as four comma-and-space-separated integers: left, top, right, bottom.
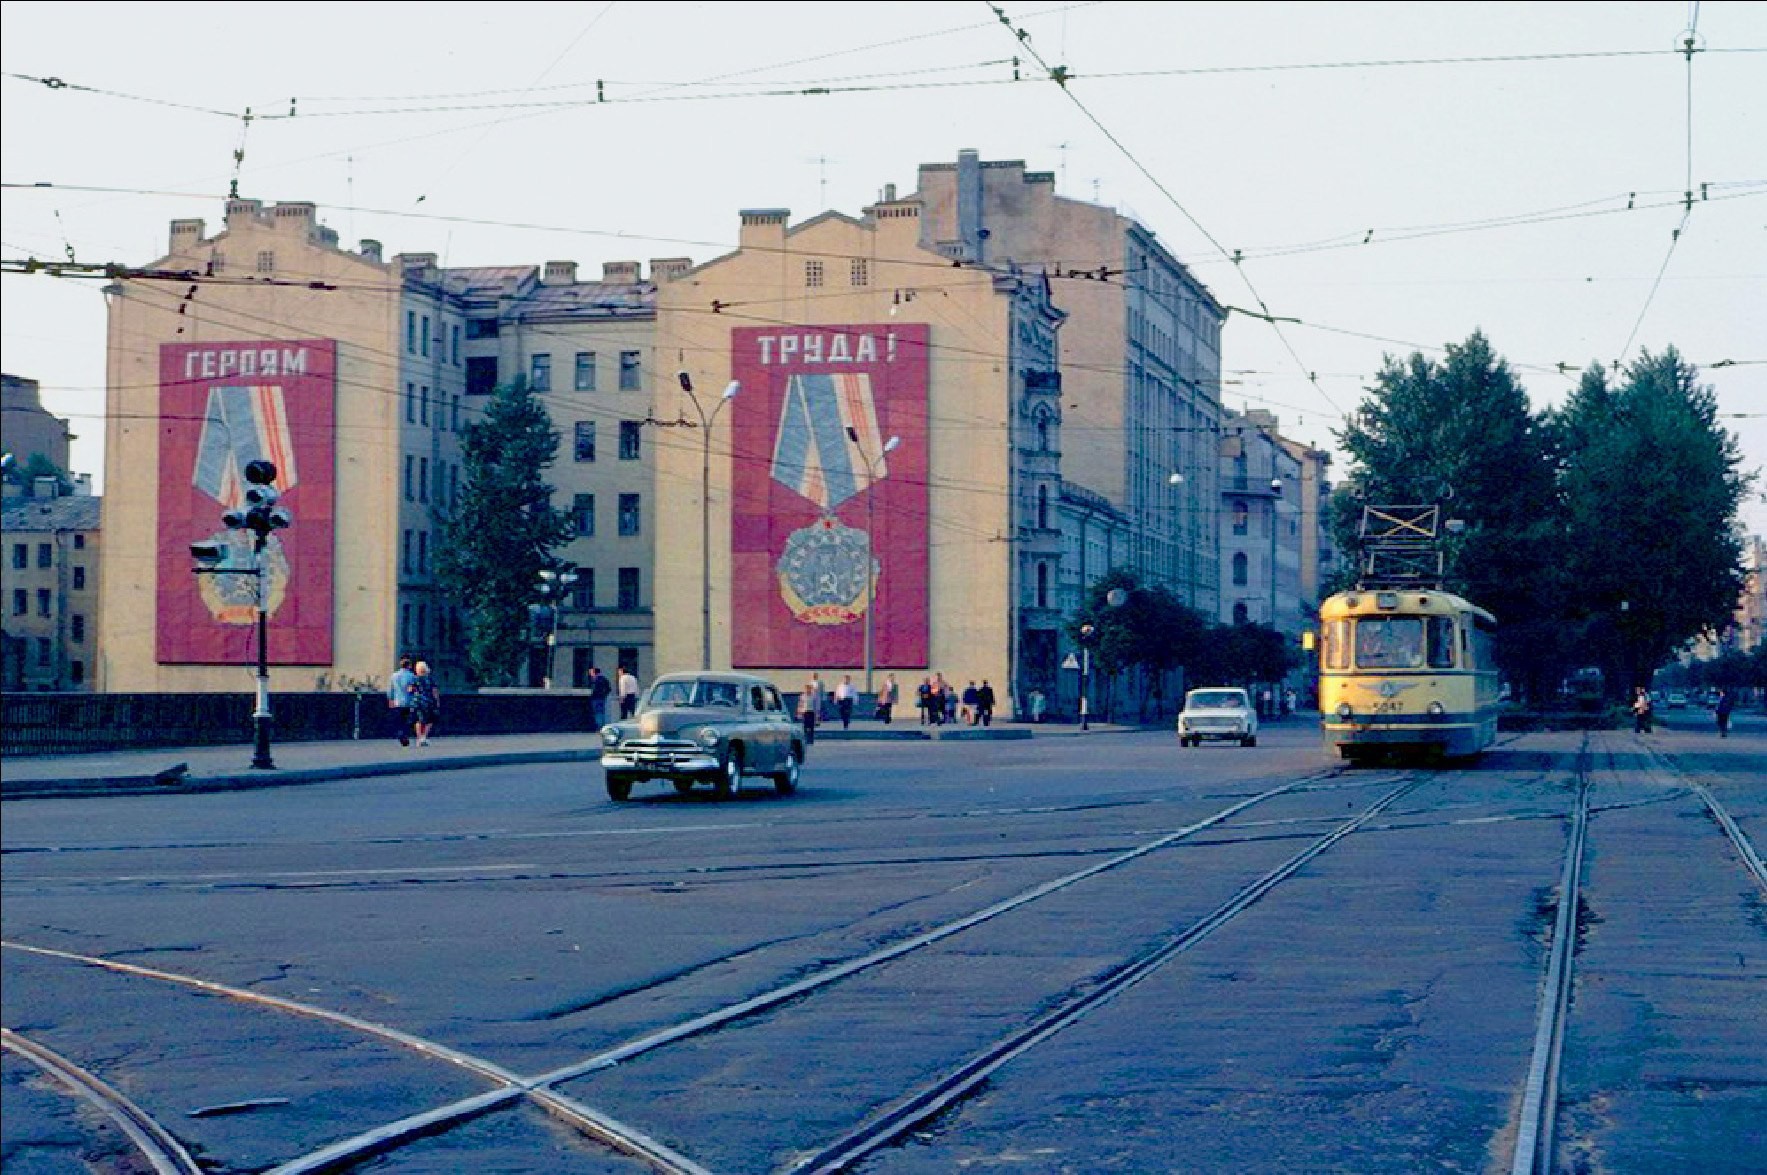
1177, 687, 1259, 747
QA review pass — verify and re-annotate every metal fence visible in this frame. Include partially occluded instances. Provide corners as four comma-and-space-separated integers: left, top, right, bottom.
1, 690, 596, 756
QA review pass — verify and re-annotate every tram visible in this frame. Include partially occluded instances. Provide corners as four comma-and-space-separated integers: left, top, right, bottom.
1318, 586, 1499, 763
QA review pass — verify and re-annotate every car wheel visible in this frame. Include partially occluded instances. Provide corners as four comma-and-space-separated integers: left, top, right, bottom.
713, 747, 741, 799
1242, 735, 1257, 747
673, 778, 696, 796
772, 746, 800, 796
606, 774, 632, 802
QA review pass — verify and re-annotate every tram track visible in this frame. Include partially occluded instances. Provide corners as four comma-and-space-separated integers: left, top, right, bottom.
8, 765, 1386, 1173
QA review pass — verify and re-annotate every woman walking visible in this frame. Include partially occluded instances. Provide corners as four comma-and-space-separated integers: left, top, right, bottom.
410, 661, 442, 746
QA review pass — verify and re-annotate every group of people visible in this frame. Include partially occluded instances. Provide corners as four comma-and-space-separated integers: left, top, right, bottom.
1634, 685, 1739, 737
586, 665, 641, 726
916, 674, 996, 727
386, 657, 442, 747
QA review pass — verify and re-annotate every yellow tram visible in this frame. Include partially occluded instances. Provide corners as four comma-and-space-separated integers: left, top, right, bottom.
1318, 587, 1499, 762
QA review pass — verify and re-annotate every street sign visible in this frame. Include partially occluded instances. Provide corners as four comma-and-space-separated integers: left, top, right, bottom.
1062, 653, 1080, 670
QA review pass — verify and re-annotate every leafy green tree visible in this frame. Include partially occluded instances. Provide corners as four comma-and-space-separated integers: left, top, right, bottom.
436, 379, 574, 685
1068, 569, 1208, 719
1334, 331, 1568, 701
1553, 349, 1750, 694
1195, 622, 1298, 688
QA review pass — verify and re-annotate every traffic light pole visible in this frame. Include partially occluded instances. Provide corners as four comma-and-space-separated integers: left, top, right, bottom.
250, 535, 274, 769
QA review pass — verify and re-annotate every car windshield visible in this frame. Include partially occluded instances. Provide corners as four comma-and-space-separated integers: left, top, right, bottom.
645, 680, 743, 709
1188, 690, 1247, 710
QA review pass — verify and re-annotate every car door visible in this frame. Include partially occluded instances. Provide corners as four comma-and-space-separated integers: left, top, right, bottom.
747, 683, 782, 770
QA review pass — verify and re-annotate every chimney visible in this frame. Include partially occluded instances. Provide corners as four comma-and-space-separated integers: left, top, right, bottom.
32, 476, 59, 500
738, 208, 790, 253
169, 219, 205, 255
542, 260, 578, 286
601, 260, 641, 284
359, 239, 383, 262
649, 257, 693, 282
395, 252, 438, 283
224, 198, 263, 228
272, 202, 316, 231
883, 183, 897, 202
956, 149, 984, 263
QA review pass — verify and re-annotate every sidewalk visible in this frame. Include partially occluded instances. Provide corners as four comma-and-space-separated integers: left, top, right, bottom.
0, 718, 1142, 800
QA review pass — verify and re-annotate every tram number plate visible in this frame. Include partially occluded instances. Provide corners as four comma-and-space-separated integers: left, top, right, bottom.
1371, 700, 1404, 714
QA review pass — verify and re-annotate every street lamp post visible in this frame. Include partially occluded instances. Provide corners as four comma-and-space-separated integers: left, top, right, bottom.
846, 427, 901, 694
677, 373, 740, 671
1078, 622, 1096, 730
537, 567, 579, 689
1268, 477, 1283, 628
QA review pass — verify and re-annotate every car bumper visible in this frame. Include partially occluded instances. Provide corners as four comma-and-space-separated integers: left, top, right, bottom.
602, 750, 720, 774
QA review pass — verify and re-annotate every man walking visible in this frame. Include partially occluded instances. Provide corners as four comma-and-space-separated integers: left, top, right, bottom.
1715, 688, 1735, 738
835, 675, 856, 730
387, 657, 417, 747
587, 665, 612, 727
876, 673, 898, 725
976, 680, 996, 727
799, 673, 825, 745
618, 665, 640, 719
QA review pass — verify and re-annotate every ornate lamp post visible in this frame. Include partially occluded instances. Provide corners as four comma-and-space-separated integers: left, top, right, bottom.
677, 372, 740, 670
536, 566, 579, 689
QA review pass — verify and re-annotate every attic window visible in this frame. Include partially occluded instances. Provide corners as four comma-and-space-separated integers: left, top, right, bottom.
804, 260, 824, 288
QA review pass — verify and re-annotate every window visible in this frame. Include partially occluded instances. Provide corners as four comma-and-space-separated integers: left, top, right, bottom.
36, 637, 51, 667
619, 350, 641, 391
420, 385, 429, 426
37, 588, 51, 617
71, 615, 84, 643
406, 381, 416, 423
530, 353, 552, 391
1232, 501, 1249, 536
572, 571, 594, 610
11, 589, 24, 615
619, 421, 642, 460
1233, 601, 1250, 625
617, 644, 639, 676
572, 648, 591, 689
401, 529, 412, 575
805, 259, 824, 288
1354, 617, 1425, 669
1036, 561, 1049, 608
70, 660, 84, 684
10, 544, 24, 569
1037, 484, 1049, 530
38, 543, 51, 568
573, 493, 595, 536
850, 258, 869, 286
574, 420, 597, 462
419, 457, 429, 503
617, 569, 640, 610
466, 356, 497, 396
256, 250, 275, 273
418, 530, 429, 574
404, 454, 414, 500
575, 351, 597, 391
72, 566, 85, 591
420, 314, 431, 357
450, 323, 461, 365
618, 494, 641, 536
406, 310, 417, 353
1427, 617, 1458, 669
1322, 619, 1351, 671
1232, 552, 1248, 586
451, 396, 461, 431
466, 317, 499, 340
73, 534, 85, 549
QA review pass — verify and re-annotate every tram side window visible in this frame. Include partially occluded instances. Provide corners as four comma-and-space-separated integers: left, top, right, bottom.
1356, 617, 1424, 668
1471, 617, 1497, 672
1427, 617, 1457, 668
1323, 619, 1351, 670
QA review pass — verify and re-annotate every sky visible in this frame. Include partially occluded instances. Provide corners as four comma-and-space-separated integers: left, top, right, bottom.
3, 1, 1763, 534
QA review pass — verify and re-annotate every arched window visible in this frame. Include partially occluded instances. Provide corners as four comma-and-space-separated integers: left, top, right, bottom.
1232, 552, 1249, 586
1233, 601, 1250, 625
1037, 417, 1050, 451
1036, 561, 1049, 608
1037, 484, 1050, 530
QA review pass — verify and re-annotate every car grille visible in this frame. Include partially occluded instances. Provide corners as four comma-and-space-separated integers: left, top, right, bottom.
623, 737, 704, 767
1189, 717, 1244, 730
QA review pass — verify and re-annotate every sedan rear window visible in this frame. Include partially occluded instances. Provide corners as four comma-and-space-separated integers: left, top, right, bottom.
1188, 691, 1248, 709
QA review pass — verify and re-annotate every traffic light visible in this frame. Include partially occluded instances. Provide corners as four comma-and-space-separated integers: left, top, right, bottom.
227, 459, 291, 543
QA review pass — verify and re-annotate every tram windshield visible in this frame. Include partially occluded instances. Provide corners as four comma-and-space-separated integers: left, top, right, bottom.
1354, 616, 1458, 669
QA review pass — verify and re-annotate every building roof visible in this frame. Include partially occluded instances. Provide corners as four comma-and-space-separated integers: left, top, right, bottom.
1, 495, 101, 533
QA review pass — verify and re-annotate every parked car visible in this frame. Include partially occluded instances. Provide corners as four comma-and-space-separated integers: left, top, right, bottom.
1177, 687, 1259, 747
600, 672, 804, 801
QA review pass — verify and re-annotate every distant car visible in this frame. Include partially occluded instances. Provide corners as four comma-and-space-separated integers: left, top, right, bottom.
600, 672, 804, 801
1178, 687, 1259, 747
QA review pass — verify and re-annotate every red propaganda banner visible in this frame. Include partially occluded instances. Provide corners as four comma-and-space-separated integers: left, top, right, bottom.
157, 340, 336, 665
729, 324, 930, 670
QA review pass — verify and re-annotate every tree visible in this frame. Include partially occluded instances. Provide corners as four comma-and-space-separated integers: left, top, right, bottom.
1552, 349, 1751, 694
1068, 569, 1208, 720
435, 379, 574, 686
1334, 331, 1569, 701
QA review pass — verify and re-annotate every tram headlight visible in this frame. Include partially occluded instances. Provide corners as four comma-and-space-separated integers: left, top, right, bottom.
1336, 703, 1354, 720
1427, 701, 1446, 718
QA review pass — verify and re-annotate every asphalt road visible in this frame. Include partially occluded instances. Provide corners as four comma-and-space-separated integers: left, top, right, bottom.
3, 718, 1762, 1174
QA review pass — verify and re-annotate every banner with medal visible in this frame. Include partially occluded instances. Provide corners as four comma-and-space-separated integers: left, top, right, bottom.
729, 324, 929, 669
156, 339, 336, 664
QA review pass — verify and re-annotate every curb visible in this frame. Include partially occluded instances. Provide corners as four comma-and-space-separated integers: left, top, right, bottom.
0, 749, 601, 801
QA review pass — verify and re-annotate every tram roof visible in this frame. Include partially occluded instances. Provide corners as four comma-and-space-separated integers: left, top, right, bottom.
1319, 588, 1495, 624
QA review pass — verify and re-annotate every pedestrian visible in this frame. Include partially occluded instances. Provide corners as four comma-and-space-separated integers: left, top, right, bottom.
409, 661, 441, 746
387, 656, 417, 747
835, 675, 856, 730
917, 677, 933, 725
976, 679, 996, 727
929, 673, 948, 725
800, 674, 824, 745
961, 681, 979, 725
1284, 687, 1297, 716
876, 673, 898, 724
1029, 688, 1046, 724
1259, 687, 1274, 719
618, 665, 640, 719
587, 665, 612, 727
1715, 688, 1735, 738
1632, 686, 1653, 734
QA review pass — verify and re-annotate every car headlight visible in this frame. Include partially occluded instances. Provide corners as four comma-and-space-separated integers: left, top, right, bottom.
601, 725, 623, 746
1336, 703, 1353, 720
698, 727, 721, 748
